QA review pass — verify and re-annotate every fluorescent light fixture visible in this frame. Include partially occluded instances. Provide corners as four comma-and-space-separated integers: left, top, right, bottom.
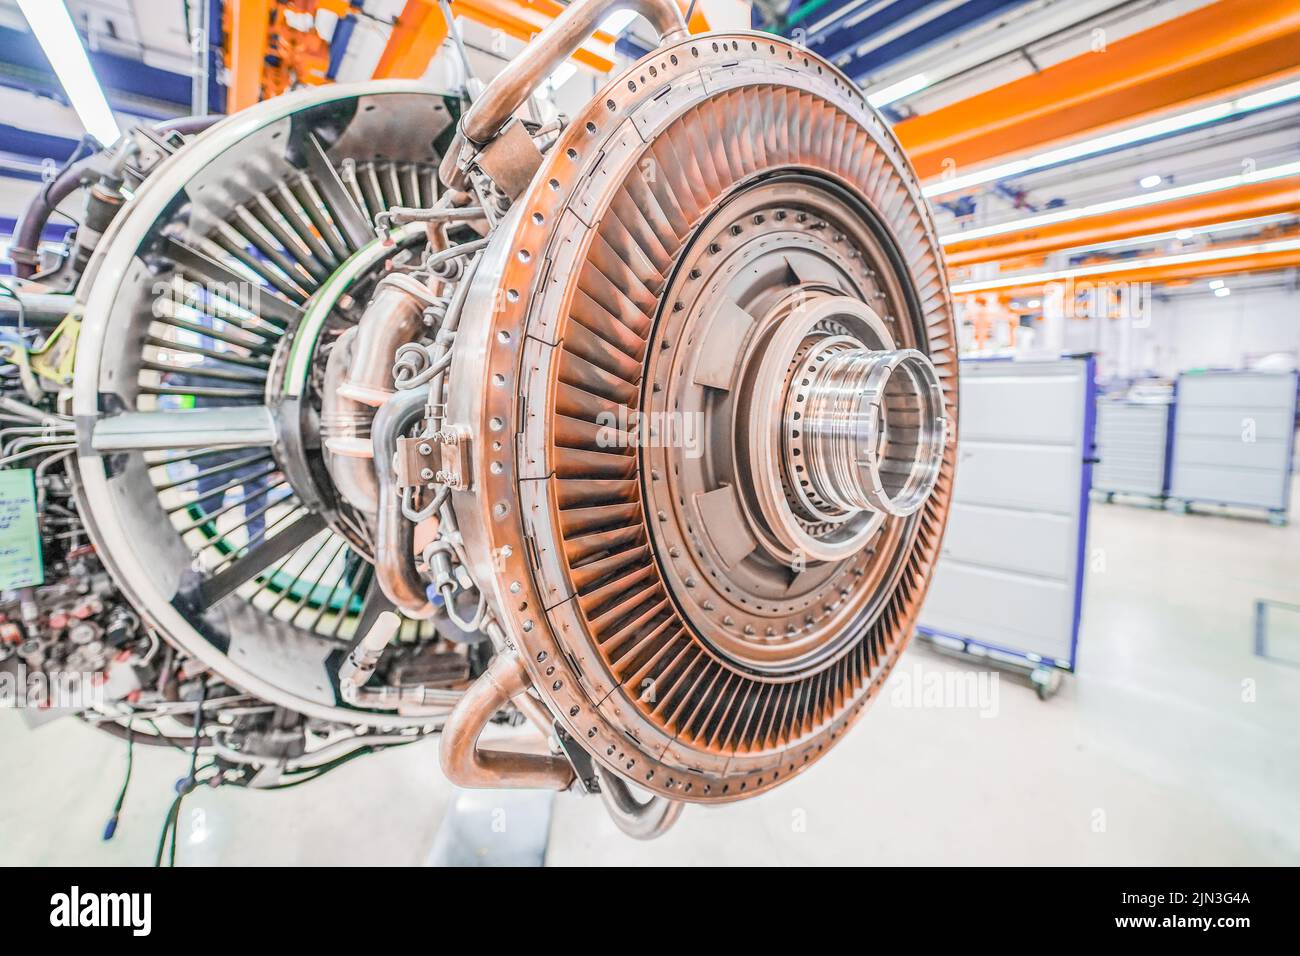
1209, 279, 1225, 289
808, 0, 889, 36
1061, 214, 1296, 256
949, 238, 1300, 294
1026, 299, 1041, 308
599, 10, 639, 35
938, 160, 1300, 246
923, 76, 1300, 200
1139, 174, 1163, 189
544, 63, 577, 92
16, 0, 120, 146
867, 73, 930, 108
1214, 286, 1231, 297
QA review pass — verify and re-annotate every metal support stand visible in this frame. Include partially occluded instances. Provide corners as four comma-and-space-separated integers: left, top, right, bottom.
427, 787, 556, 866
918, 631, 1065, 701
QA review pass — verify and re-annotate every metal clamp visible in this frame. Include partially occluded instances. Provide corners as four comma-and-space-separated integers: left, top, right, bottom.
395, 426, 472, 491
439, 0, 689, 190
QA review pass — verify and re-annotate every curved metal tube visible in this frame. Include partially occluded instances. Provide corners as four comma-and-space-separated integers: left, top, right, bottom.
322, 281, 428, 521
10, 155, 95, 278
371, 388, 436, 617
339, 281, 429, 408
441, 0, 688, 188
11, 115, 220, 278
594, 767, 684, 839
154, 115, 222, 137
439, 653, 576, 791
462, 0, 687, 145
320, 327, 377, 516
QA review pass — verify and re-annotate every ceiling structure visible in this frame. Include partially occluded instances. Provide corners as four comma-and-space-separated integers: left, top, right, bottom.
1, 0, 1296, 303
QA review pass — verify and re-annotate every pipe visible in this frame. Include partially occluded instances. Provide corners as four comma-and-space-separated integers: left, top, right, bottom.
371, 388, 436, 618
320, 327, 376, 514
338, 280, 428, 408
9, 156, 96, 279
189, 0, 211, 118
321, 279, 428, 520
514, 689, 556, 737
9, 115, 220, 278
594, 767, 684, 839
440, 0, 688, 185
439, 653, 576, 791
154, 115, 222, 137
0, 292, 77, 328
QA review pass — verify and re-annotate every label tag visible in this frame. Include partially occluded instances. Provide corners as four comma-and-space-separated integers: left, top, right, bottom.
0, 468, 44, 590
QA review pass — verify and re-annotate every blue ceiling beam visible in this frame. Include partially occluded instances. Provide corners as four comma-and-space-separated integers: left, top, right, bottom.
0, 217, 73, 240
841, 0, 1028, 81
203, 0, 227, 114
616, 36, 653, 60
804, 0, 940, 62
326, 13, 357, 81
0, 23, 191, 119
0, 124, 82, 168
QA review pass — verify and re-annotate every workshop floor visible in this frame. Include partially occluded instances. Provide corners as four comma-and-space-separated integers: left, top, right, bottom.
2, 489, 1298, 866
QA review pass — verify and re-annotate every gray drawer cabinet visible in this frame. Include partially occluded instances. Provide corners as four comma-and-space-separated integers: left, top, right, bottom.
1094, 399, 1173, 500
918, 356, 1095, 675
1168, 370, 1298, 522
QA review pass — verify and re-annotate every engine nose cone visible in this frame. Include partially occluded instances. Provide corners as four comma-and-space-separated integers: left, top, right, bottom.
788, 337, 946, 520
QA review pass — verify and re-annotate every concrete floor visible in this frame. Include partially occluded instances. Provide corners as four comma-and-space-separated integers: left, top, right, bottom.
2, 493, 1298, 866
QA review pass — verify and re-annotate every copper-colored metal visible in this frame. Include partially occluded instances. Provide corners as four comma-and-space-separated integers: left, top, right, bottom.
438, 653, 577, 791
443, 35, 958, 803
322, 280, 429, 521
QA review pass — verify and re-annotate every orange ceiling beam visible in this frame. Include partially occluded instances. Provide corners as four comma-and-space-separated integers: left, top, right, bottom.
227, 0, 273, 112
944, 176, 1300, 267
374, 0, 451, 79
461, 0, 609, 74
371, 0, 707, 82
952, 240, 1300, 299
461, 0, 616, 72
896, 0, 1300, 182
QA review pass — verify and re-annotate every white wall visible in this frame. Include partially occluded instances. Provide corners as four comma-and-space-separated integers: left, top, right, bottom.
1063, 279, 1300, 379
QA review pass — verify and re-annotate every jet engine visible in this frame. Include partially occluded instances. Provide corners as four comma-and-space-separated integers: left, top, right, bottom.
1, 0, 956, 838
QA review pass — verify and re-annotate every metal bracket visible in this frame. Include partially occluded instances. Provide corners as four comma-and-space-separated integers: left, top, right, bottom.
554, 724, 600, 794
472, 119, 543, 200
395, 426, 472, 491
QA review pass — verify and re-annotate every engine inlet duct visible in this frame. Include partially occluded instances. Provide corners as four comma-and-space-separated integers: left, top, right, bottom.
401, 0, 958, 820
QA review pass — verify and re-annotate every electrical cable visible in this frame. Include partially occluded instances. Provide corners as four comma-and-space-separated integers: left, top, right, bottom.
153, 679, 208, 867
102, 720, 134, 840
